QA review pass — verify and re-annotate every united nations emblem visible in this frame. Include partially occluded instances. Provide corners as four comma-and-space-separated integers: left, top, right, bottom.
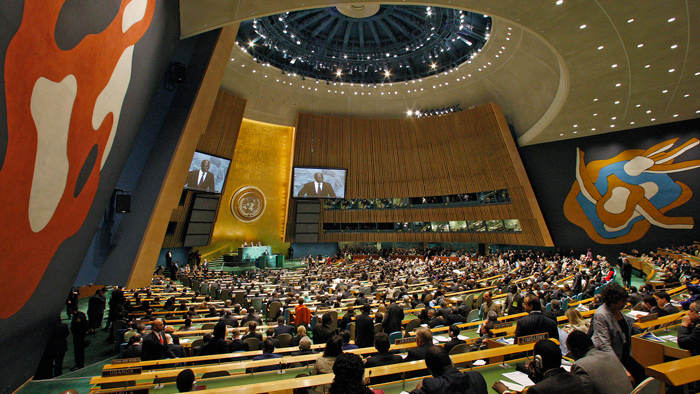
231, 187, 266, 222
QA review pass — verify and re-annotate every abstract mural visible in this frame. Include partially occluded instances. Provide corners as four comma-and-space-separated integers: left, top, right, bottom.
564, 138, 700, 244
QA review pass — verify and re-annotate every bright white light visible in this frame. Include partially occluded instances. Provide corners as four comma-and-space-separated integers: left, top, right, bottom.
580, 24, 587, 29
611, 64, 618, 68
556, 0, 563, 4
627, 19, 634, 23
598, 46, 604, 50
407, 110, 413, 116
668, 18, 676, 22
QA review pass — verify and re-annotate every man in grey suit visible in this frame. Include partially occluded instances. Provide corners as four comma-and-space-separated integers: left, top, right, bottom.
567, 330, 633, 394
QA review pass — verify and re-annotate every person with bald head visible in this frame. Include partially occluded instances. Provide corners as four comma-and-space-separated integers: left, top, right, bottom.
141, 319, 169, 361
185, 159, 215, 191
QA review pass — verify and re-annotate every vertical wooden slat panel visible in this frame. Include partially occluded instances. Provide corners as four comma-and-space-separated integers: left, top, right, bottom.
290, 103, 552, 246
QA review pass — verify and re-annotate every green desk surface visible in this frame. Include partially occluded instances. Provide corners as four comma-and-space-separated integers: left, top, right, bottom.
649, 326, 682, 350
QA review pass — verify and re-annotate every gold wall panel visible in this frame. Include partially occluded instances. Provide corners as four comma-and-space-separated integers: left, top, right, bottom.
199, 119, 295, 257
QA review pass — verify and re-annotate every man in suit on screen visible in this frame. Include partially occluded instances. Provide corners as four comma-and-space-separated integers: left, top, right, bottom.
298, 172, 336, 197
185, 159, 215, 191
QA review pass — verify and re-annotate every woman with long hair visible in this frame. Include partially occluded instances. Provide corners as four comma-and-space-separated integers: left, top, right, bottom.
563, 308, 589, 333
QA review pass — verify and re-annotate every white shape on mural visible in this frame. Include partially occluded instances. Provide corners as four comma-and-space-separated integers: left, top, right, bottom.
29, 75, 77, 232
122, 0, 148, 33
94, 45, 134, 168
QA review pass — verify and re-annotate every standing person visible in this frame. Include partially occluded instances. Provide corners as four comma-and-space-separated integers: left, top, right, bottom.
298, 172, 336, 197
514, 293, 559, 343
35, 319, 70, 379
185, 159, 215, 191
382, 298, 404, 334
66, 287, 79, 320
312, 312, 334, 345
505, 284, 524, 315
141, 319, 168, 361
621, 258, 633, 288
165, 249, 173, 268
87, 289, 106, 332
354, 304, 375, 348
592, 283, 646, 386
69, 306, 89, 371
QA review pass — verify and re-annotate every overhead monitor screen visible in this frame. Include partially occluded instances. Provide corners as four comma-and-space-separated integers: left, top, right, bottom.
184, 151, 231, 194
292, 167, 347, 199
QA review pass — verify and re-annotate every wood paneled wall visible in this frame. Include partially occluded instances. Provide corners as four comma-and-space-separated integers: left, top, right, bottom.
290, 103, 553, 246
162, 90, 247, 248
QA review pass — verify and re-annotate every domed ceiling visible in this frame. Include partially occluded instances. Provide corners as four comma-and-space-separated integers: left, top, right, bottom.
181, 1, 700, 146
235, 5, 491, 83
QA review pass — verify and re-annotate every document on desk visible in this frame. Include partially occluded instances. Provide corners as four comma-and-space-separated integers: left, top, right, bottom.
434, 335, 449, 342
659, 335, 678, 342
499, 380, 525, 392
502, 371, 535, 387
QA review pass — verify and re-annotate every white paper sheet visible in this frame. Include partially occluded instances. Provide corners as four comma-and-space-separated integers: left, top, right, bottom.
502, 371, 536, 387
499, 380, 525, 392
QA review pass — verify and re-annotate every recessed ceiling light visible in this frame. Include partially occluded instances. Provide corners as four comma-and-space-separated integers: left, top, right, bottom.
637, 44, 644, 48
696, 110, 700, 113
593, 113, 598, 116
591, 128, 596, 131
593, 98, 598, 101
598, 46, 604, 50
684, 94, 690, 97
662, 90, 668, 93
671, 44, 678, 49
615, 83, 622, 87
651, 118, 656, 121
556, 0, 564, 4
612, 64, 618, 68
669, 69, 675, 72
695, 72, 700, 76
610, 125, 615, 127
615, 101, 620, 104
636, 104, 641, 107
612, 117, 617, 120
573, 131, 578, 134
668, 18, 676, 22
573, 124, 578, 127
560, 133, 564, 136
673, 114, 679, 117
646, 110, 652, 113
630, 121, 635, 124
645, 64, 651, 68
627, 19, 634, 23
580, 24, 587, 29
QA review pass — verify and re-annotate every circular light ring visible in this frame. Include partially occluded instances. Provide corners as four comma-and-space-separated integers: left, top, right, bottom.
237, 5, 491, 84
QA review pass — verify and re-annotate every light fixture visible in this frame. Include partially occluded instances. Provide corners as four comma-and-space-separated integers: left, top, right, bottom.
668, 17, 676, 22
580, 24, 587, 29
556, 0, 563, 4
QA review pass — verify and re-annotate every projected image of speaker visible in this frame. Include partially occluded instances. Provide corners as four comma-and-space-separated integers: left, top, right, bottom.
115, 194, 131, 214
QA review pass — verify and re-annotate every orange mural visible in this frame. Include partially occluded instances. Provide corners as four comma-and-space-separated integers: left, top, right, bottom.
564, 138, 700, 244
0, 0, 154, 318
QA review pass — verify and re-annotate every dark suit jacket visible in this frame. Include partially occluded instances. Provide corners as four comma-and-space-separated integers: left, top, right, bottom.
406, 343, 434, 362
527, 368, 588, 394
242, 332, 263, 342
383, 303, 404, 334
141, 332, 168, 361
228, 338, 250, 352
274, 324, 294, 336
678, 324, 700, 355
409, 368, 487, 394
444, 338, 466, 353
185, 170, 215, 191
312, 323, 333, 344
297, 181, 336, 197
121, 344, 142, 359
366, 353, 404, 384
514, 311, 559, 343
355, 313, 375, 348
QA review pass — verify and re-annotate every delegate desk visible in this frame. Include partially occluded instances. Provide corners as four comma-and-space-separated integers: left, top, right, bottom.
239, 246, 272, 261
631, 324, 691, 367
93, 341, 540, 394
645, 355, 700, 388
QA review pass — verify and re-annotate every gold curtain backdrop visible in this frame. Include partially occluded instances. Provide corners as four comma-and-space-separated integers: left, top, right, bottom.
199, 119, 295, 257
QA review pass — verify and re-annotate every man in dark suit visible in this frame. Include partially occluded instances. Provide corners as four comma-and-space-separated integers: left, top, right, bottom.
566, 330, 633, 394
514, 294, 559, 344
184, 159, 215, 191
274, 316, 294, 336
678, 301, 700, 356
242, 321, 263, 341
228, 328, 250, 352
141, 319, 169, 361
382, 298, 404, 334
506, 284, 525, 315
426, 309, 447, 328
121, 334, 143, 359
241, 307, 262, 324
355, 304, 376, 348
297, 172, 336, 197
220, 309, 239, 327
444, 325, 466, 353
406, 327, 435, 377
494, 339, 588, 394
365, 333, 403, 384
312, 312, 334, 344
69, 306, 89, 371
410, 346, 487, 394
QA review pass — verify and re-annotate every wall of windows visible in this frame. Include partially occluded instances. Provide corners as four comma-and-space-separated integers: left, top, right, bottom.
322, 189, 510, 210
323, 219, 522, 233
